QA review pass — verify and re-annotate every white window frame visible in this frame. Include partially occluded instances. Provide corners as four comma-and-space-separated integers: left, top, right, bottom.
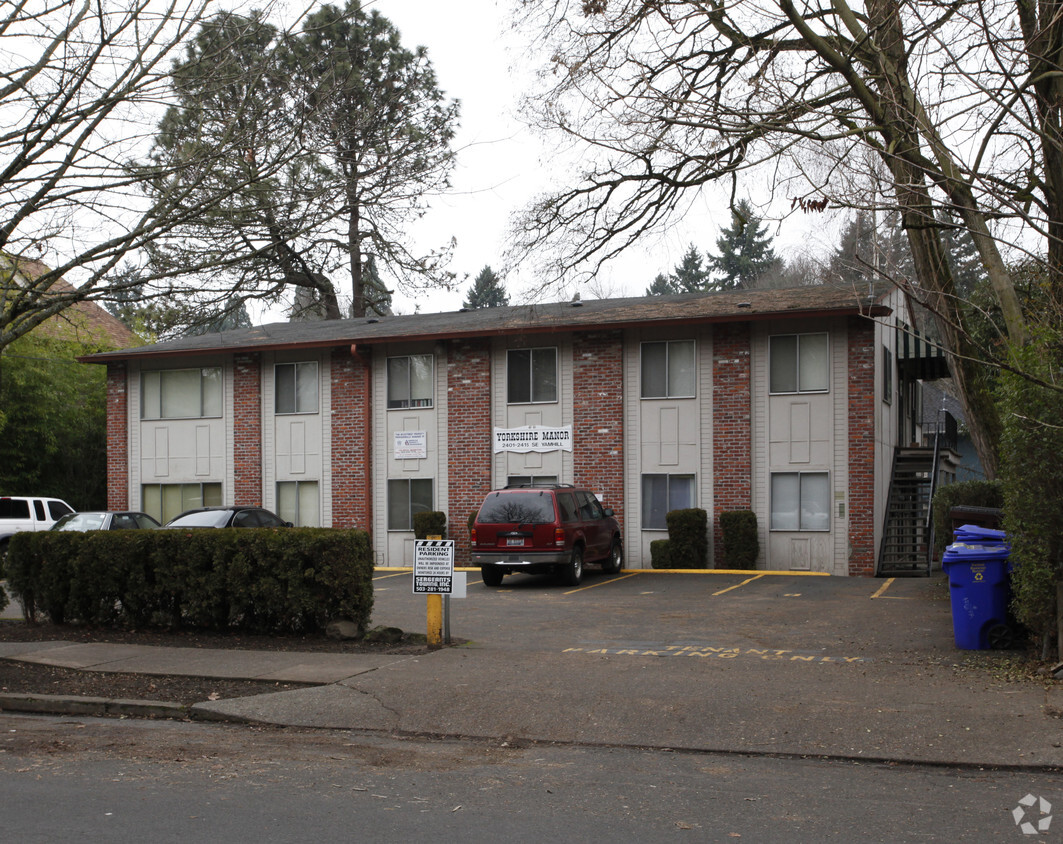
506, 347, 558, 404
387, 478, 434, 531
641, 473, 696, 531
640, 340, 696, 399
769, 471, 831, 532
386, 354, 434, 409
142, 482, 223, 524
276, 480, 320, 526
275, 362, 319, 415
768, 333, 830, 394
141, 367, 223, 419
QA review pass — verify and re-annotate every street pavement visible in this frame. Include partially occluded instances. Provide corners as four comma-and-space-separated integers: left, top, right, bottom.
1, 569, 1060, 770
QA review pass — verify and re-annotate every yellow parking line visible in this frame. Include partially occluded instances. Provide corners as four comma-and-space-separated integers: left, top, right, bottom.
373, 570, 411, 581
870, 578, 894, 599
712, 574, 765, 596
564, 572, 641, 595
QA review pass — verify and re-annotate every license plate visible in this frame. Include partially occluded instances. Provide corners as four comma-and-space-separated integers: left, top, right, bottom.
506, 537, 524, 546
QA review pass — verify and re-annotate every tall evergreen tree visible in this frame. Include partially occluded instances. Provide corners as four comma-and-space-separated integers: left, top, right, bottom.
645, 272, 677, 296
672, 244, 710, 293
706, 201, 776, 290
463, 265, 509, 308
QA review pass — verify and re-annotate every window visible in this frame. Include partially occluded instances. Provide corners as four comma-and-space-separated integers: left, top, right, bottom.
507, 347, 557, 404
275, 362, 318, 414
47, 500, 73, 520
142, 482, 223, 524
769, 333, 829, 394
770, 472, 830, 531
641, 474, 695, 530
641, 340, 695, 398
883, 346, 893, 404
506, 475, 558, 487
142, 368, 223, 419
277, 481, 320, 527
387, 355, 434, 409
387, 478, 433, 531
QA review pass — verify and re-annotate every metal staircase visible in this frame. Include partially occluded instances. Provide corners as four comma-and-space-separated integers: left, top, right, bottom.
877, 449, 935, 576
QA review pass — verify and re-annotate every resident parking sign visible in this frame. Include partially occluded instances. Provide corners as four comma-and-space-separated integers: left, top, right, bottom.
413, 539, 455, 594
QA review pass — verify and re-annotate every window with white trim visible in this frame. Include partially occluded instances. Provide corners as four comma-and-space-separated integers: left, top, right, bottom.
769, 333, 829, 394
387, 478, 433, 531
641, 474, 695, 530
641, 340, 695, 398
507, 347, 557, 404
142, 482, 223, 524
506, 475, 558, 487
277, 480, 320, 526
387, 355, 433, 409
770, 472, 830, 531
142, 368, 222, 419
275, 362, 318, 414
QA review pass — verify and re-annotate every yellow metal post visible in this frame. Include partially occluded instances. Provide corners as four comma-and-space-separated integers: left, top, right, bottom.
426, 593, 443, 649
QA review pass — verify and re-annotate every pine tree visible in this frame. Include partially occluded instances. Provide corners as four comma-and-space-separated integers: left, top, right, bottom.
707, 201, 776, 290
645, 273, 677, 296
671, 244, 710, 292
463, 265, 509, 308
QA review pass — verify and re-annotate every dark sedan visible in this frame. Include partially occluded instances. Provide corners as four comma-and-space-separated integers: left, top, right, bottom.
162, 506, 292, 529
51, 511, 161, 531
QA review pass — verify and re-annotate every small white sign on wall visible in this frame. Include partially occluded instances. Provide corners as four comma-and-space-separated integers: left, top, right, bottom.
394, 430, 427, 459
493, 425, 573, 453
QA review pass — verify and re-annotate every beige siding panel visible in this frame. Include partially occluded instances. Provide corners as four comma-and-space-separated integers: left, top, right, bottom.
195, 425, 210, 476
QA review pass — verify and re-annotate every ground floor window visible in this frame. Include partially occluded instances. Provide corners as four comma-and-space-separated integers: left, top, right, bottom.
143, 482, 222, 524
770, 472, 830, 531
641, 474, 695, 530
506, 475, 558, 487
387, 478, 433, 531
277, 480, 320, 527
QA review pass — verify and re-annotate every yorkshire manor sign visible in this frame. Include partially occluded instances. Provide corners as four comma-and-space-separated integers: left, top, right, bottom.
493, 425, 573, 453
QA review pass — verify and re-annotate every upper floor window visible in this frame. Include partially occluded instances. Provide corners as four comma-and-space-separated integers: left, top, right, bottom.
142, 367, 222, 419
641, 340, 695, 398
387, 354, 433, 409
507, 347, 557, 404
769, 333, 829, 394
275, 362, 318, 414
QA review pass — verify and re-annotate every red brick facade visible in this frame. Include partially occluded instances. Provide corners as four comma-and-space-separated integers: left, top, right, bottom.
331, 347, 372, 528
446, 339, 492, 561
572, 330, 624, 524
712, 323, 753, 564
847, 317, 877, 575
232, 353, 262, 506
106, 363, 129, 510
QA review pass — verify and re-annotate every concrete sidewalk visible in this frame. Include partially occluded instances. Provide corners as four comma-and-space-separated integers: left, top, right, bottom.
0, 571, 1060, 770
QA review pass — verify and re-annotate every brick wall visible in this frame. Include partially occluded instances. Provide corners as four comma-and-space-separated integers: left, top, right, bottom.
331, 347, 372, 528
232, 353, 262, 506
106, 363, 129, 510
447, 339, 492, 561
712, 323, 752, 563
572, 330, 624, 525
847, 317, 876, 576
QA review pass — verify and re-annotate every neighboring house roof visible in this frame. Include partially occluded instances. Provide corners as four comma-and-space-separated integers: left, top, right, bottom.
5, 257, 139, 350
82, 283, 890, 364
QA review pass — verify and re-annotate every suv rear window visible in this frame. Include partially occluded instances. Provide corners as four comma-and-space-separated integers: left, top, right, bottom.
0, 499, 30, 519
477, 492, 557, 524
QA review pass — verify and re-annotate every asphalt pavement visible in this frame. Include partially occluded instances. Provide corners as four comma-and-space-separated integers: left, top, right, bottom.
1, 569, 1060, 770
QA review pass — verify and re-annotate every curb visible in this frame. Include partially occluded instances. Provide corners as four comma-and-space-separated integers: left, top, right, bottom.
1, 692, 191, 721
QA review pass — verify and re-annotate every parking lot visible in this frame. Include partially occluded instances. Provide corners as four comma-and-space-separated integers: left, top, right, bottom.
371, 566, 958, 664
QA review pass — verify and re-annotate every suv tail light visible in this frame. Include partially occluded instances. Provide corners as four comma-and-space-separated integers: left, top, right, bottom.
554, 527, 565, 547
470, 527, 478, 545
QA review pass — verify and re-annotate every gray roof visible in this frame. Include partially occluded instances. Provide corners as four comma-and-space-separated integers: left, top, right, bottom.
82, 283, 889, 363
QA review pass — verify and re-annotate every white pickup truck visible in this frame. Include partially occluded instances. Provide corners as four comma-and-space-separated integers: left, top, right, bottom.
0, 496, 75, 556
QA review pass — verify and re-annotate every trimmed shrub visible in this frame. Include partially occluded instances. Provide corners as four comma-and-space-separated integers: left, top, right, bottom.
720, 510, 758, 570
665, 508, 709, 569
5, 527, 374, 636
650, 539, 672, 569
413, 510, 447, 539
931, 479, 1004, 558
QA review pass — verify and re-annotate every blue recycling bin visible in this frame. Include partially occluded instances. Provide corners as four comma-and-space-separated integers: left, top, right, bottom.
941, 524, 1013, 650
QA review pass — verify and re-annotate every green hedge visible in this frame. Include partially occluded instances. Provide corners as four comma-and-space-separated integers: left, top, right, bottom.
650, 539, 672, 569
413, 510, 447, 539
931, 479, 1004, 558
665, 508, 709, 569
5, 528, 373, 636
719, 510, 758, 570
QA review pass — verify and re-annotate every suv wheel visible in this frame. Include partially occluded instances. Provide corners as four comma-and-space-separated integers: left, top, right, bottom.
563, 546, 584, 587
481, 567, 504, 587
602, 538, 623, 574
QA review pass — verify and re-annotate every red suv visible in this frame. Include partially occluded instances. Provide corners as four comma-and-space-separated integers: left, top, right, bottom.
471, 484, 622, 587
